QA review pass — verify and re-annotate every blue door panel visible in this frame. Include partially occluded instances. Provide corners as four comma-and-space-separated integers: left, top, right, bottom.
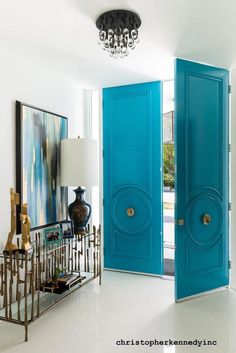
175, 59, 229, 300
103, 82, 163, 274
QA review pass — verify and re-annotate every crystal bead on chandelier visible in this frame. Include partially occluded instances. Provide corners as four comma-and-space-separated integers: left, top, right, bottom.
96, 10, 141, 59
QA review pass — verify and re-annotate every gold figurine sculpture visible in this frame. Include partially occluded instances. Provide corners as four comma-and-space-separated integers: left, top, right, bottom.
4, 188, 20, 253
20, 203, 32, 252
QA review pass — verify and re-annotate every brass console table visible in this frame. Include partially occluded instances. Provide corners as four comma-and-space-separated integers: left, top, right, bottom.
0, 225, 101, 342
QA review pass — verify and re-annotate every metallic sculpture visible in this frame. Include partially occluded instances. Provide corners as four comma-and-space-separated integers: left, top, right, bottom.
4, 188, 20, 253
20, 204, 32, 253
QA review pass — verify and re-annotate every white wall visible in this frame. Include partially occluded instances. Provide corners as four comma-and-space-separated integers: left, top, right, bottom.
231, 70, 236, 288
0, 46, 85, 250
163, 80, 174, 114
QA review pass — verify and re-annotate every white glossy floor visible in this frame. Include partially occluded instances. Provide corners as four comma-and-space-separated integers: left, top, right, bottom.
0, 271, 235, 353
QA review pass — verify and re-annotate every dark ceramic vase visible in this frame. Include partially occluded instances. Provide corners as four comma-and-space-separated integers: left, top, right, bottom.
68, 187, 91, 235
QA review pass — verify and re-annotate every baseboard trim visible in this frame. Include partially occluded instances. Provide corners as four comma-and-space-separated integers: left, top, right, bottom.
103, 267, 163, 278
175, 285, 229, 303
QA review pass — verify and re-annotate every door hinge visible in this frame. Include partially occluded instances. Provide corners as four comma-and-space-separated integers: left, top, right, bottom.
229, 202, 231, 211
228, 85, 231, 94
228, 260, 231, 269
229, 144, 231, 153
102, 149, 104, 158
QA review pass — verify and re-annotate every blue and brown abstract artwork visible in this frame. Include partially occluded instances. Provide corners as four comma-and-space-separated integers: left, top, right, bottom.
16, 101, 68, 233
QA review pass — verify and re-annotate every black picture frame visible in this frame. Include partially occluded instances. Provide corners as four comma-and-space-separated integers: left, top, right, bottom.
60, 220, 74, 239
44, 226, 63, 245
15, 101, 68, 234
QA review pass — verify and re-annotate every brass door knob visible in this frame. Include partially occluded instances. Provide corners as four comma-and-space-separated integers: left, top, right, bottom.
178, 219, 185, 226
127, 208, 135, 217
202, 214, 211, 225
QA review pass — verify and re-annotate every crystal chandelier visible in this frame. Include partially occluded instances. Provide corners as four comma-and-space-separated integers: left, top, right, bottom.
96, 10, 141, 59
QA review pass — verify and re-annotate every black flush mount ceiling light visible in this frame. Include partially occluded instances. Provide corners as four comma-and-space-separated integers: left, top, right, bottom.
96, 10, 141, 58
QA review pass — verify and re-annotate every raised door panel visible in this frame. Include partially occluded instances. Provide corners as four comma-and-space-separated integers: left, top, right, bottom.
103, 82, 163, 274
175, 59, 229, 300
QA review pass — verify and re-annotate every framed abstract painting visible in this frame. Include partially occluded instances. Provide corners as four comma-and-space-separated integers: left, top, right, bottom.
16, 101, 68, 234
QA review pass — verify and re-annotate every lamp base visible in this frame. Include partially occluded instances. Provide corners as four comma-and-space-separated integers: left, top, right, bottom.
68, 187, 91, 235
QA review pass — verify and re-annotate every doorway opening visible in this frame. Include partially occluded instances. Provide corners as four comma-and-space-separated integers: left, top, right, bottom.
100, 59, 229, 301
163, 81, 175, 276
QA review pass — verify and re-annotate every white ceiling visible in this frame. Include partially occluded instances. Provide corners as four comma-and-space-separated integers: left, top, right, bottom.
0, 0, 236, 88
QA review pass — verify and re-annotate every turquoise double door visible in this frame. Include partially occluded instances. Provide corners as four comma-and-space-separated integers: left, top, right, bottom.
103, 59, 229, 301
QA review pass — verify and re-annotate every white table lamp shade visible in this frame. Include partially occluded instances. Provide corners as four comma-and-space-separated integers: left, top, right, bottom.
60, 138, 98, 187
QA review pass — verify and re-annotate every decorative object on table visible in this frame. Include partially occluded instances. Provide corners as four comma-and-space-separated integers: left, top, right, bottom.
60, 220, 74, 239
96, 9, 141, 58
54, 267, 65, 280
68, 187, 91, 235
44, 226, 62, 245
4, 188, 20, 253
20, 203, 32, 253
52, 267, 65, 289
15, 101, 68, 234
41, 273, 85, 294
60, 137, 98, 235
57, 273, 86, 290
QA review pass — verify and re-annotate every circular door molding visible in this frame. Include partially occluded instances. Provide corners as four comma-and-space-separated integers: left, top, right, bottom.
186, 192, 223, 248
111, 186, 152, 235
